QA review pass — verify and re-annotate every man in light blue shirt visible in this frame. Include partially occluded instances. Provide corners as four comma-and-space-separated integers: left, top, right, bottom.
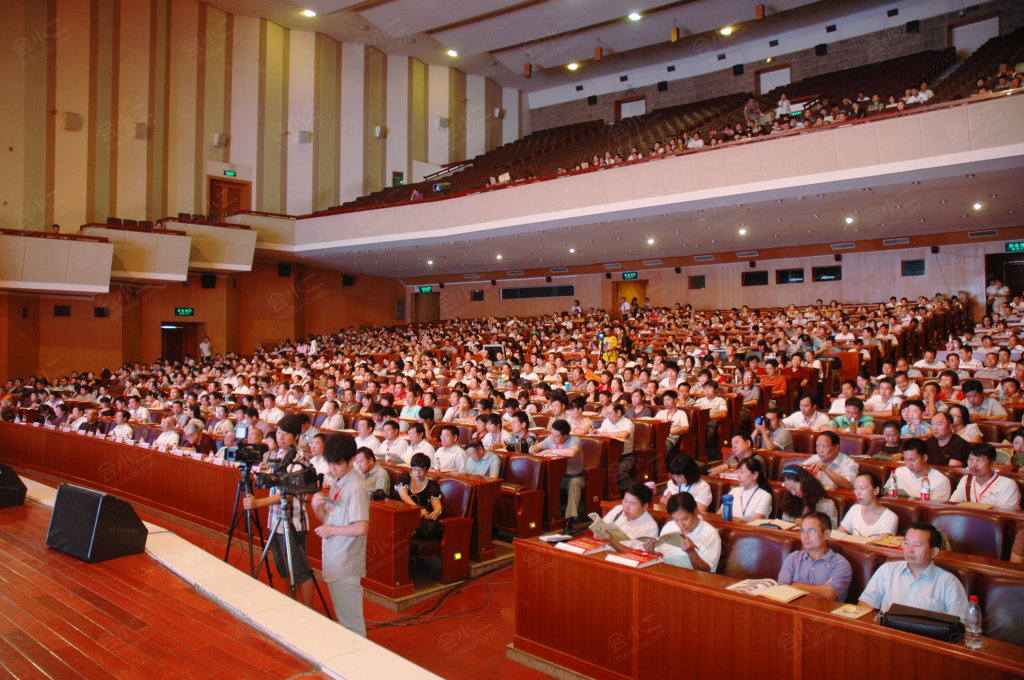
461, 438, 500, 479
859, 522, 969, 619
778, 513, 852, 602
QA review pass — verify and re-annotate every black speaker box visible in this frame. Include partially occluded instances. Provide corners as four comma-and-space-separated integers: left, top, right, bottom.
675, 267, 681, 274
834, 254, 842, 262
750, 261, 757, 268
605, 273, 611, 279
46, 484, 147, 563
906, 20, 920, 34
815, 43, 828, 57
546, 276, 552, 283
491, 280, 497, 286
733, 64, 744, 76
0, 464, 26, 508
587, 95, 598, 106
439, 283, 445, 289
278, 263, 292, 277
201, 273, 216, 289
342, 274, 355, 287
657, 80, 668, 92
931, 246, 940, 254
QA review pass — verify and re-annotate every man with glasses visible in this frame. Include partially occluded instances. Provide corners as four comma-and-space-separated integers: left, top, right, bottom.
777, 512, 852, 602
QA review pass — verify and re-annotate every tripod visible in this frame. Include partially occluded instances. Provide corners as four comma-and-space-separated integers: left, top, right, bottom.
224, 463, 272, 583
254, 494, 332, 617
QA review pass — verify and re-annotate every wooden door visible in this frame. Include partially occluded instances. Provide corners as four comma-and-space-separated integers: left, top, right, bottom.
613, 280, 648, 315
208, 178, 251, 221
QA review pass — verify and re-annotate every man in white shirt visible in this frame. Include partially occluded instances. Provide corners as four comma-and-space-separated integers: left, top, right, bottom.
111, 410, 134, 439
353, 417, 380, 455
950, 444, 1020, 510
864, 378, 902, 413
802, 431, 857, 489
890, 439, 951, 501
958, 346, 983, 371
592, 403, 636, 495
828, 380, 858, 415
893, 372, 921, 399
153, 416, 180, 449
593, 482, 659, 552
918, 81, 934, 101
777, 93, 792, 116
694, 382, 728, 459
914, 348, 946, 370
859, 523, 968, 619
260, 395, 285, 425
782, 393, 830, 431
434, 425, 467, 470
377, 420, 409, 462
320, 401, 345, 431
645, 492, 720, 572
68, 406, 89, 431
405, 422, 435, 466
127, 397, 151, 424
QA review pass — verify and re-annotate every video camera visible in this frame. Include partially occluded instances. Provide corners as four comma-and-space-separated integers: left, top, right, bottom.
253, 445, 323, 495
222, 423, 268, 466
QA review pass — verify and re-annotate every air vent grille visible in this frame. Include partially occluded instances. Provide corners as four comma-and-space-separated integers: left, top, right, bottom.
694, 255, 715, 262
831, 242, 856, 250
969, 230, 998, 238
642, 259, 662, 266
549, 267, 569, 273
603, 263, 622, 270
736, 251, 759, 258
506, 270, 524, 276
463, 273, 480, 279
883, 238, 910, 246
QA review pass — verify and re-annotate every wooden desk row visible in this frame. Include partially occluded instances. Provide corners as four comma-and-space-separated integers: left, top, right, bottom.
512, 538, 1024, 680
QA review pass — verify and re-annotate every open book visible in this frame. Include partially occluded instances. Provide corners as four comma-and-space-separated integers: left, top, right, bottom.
831, 533, 875, 544
587, 513, 630, 542
726, 579, 807, 603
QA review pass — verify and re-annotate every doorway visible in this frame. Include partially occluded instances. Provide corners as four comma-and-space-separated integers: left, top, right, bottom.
414, 293, 441, 323
949, 15, 999, 60
613, 280, 648, 316
208, 177, 252, 221
161, 322, 205, 363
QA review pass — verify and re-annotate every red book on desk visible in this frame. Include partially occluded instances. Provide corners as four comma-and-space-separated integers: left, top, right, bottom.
605, 549, 665, 568
555, 535, 612, 556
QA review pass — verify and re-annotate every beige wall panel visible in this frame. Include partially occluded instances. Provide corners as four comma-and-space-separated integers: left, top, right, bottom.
459, 192, 505, 226
484, 78, 502, 153
0, 239, 28, 282
409, 58, 428, 166
24, 239, 72, 283
200, 3, 231, 214
22, 0, 56, 230
67, 241, 114, 287
723, 144, 765, 185
548, 177, 582, 211
795, 131, 840, 176
54, 0, 91, 231
314, 34, 340, 210
427, 64, 448, 166
339, 42, 365, 203
575, 171, 609, 208
0, 0, 27, 229
969, 96, 1024, 149
501, 86, 519, 148
833, 124, 881, 170
363, 46, 386, 197
522, 181, 556, 215
287, 29, 315, 215
230, 15, 260, 207
629, 162, 667, 200
758, 136, 801, 181
115, 0, 152, 222
465, 74, 486, 160
501, 185, 534, 221
260, 20, 287, 213
659, 156, 697, 195
691, 151, 729, 191
384, 53, 409, 189
167, 0, 199, 216
876, 116, 925, 165
919, 106, 972, 157
603, 168, 637, 204
448, 68, 466, 163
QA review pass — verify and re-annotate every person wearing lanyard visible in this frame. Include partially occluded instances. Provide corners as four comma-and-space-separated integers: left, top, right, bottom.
660, 452, 712, 512
719, 457, 773, 521
950, 443, 1021, 510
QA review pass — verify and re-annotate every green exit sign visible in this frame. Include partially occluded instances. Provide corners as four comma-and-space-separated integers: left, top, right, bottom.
175, 307, 194, 317
622, 271, 639, 281
224, 170, 237, 177
1006, 241, 1024, 253
418, 286, 433, 293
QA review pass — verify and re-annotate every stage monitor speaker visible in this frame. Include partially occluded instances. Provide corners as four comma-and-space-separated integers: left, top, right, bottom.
278, 263, 292, 277
657, 80, 668, 92
834, 254, 842, 262
815, 43, 828, 57
342, 274, 355, 287
587, 95, 598, 106
201, 273, 216, 289
733, 64, 744, 76
0, 464, 26, 508
46, 484, 147, 563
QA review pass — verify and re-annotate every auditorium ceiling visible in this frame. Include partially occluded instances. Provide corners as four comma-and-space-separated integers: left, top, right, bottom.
207, 0, 898, 90
280, 163, 1024, 279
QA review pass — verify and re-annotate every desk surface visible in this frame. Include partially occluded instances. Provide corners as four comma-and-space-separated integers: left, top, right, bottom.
512, 537, 1024, 680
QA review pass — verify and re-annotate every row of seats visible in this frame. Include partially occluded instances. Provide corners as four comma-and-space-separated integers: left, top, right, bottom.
935, 27, 1024, 100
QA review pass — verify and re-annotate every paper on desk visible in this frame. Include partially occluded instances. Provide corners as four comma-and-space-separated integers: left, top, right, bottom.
957, 501, 995, 510
832, 604, 873, 620
748, 518, 796, 530
832, 533, 875, 544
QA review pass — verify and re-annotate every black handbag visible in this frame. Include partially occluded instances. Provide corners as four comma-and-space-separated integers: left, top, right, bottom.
879, 604, 965, 643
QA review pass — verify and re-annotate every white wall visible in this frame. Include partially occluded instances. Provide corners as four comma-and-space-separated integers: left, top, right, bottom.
427, 64, 449, 166
286, 30, 315, 215
502, 87, 519, 147
465, 74, 487, 160
386, 53, 410, 185
339, 42, 365, 202
230, 15, 260, 206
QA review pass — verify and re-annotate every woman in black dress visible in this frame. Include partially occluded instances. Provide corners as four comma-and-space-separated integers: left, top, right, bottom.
395, 453, 444, 538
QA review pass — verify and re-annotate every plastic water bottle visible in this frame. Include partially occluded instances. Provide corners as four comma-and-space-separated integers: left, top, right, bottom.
384, 450, 391, 465
721, 494, 734, 522
920, 476, 931, 501
886, 474, 898, 498
965, 596, 983, 649
999, 385, 1006, 404
434, 455, 441, 472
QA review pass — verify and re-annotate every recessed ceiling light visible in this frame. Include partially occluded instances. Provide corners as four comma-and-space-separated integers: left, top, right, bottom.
447, 49, 458, 57
739, 228, 747, 235
569, 248, 575, 253
974, 202, 983, 210
496, 254, 502, 259
720, 26, 733, 35
567, 63, 579, 71
766, 58, 772, 63
845, 217, 854, 224
427, 260, 433, 265
966, 174, 974, 178
301, 9, 316, 17
628, 12, 642, 20
647, 238, 655, 244
990, 194, 998, 198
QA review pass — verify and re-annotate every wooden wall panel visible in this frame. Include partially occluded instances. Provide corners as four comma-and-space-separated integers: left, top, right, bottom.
38, 297, 123, 381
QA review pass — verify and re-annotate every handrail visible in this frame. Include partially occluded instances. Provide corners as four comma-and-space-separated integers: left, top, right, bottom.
286, 88, 1024, 221
0, 228, 110, 243
230, 210, 295, 220
160, 216, 252, 230
80, 222, 188, 236
424, 160, 474, 181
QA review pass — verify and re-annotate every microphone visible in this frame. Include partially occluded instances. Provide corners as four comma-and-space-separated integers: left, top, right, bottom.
276, 445, 298, 472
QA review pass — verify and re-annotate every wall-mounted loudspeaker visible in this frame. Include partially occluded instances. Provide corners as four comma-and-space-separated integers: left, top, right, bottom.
587, 95, 598, 106
733, 64, 744, 76
605, 273, 611, 279
931, 246, 940, 254
750, 261, 756, 268
657, 81, 668, 92
815, 43, 828, 57
834, 254, 842, 262
201, 273, 216, 289
278, 263, 292, 277
342, 274, 355, 287
675, 267, 681, 274
546, 276, 552, 283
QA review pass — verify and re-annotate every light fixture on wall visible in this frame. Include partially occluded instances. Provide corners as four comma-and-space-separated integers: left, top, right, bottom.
524, 53, 531, 77
567, 63, 578, 71
212, 133, 228, 147
595, 38, 603, 62
671, 23, 679, 43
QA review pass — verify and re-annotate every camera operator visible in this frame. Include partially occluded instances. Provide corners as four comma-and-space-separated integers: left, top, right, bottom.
243, 415, 315, 607
310, 433, 370, 637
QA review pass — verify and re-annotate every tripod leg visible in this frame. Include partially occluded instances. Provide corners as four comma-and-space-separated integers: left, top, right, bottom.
254, 514, 282, 581
224, 480, 246, 562
309, 573, 333, 621
282, 515, 298, 601
250, 509, 273, 587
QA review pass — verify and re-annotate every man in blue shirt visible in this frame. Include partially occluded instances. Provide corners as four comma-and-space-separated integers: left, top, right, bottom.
859, 522, 969, 619
461, 438, 500, 479
778, 512, 853, 602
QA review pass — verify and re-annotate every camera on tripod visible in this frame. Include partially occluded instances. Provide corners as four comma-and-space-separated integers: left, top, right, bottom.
222, 423, 268, 465
252, 445, 323, 495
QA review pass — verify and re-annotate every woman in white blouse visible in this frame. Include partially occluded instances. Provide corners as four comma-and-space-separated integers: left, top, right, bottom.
834, 471, 899, 538
660, 453, 712, 512
719, 457, 773, 522
950, 405, 983, 444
